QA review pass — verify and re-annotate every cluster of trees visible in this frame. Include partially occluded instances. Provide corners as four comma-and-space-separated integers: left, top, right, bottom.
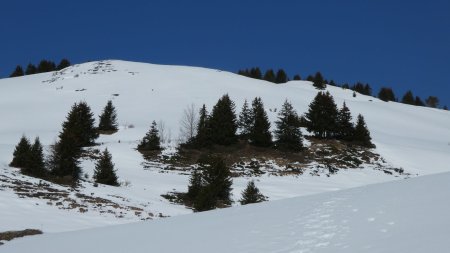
9, 100, 120, 186
304, 91, 374, 147
186, 154, 266, 212
238, 68, 447, 109
237, 68, 290, 84
9, 59, 71, 77
183, 94, 304, 152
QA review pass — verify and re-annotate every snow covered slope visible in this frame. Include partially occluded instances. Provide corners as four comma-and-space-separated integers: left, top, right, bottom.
4, 171, 450, 253
0, 60, 449, 233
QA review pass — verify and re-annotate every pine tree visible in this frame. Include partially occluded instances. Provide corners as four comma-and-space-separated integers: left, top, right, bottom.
98, 100, 118, 132
337, 102, 354, 140
425, 96, 439, 108
304, 92, 339, 138
238, 99, 253, 139
138, 121, 161, 151
209, 94, 238, 145
250, 97, 272, 147
9, 135, 31, 168
25, 63, 37, 75
47, 131, 82, 182
56, 59, 71, 70
293, 74, 301, 80
194, 104, 212, 147
239, 181, 267, 205
401, 90, 415, 105
37, 60, 56, 73
274, 100, 303, 151
26, 137, 46, 178
415, 96, 425, 106
10, 65, 24, 77
353, 114, 374, 147
275, 69, 288, 84
61, 102, 99, 147
249, 67, 262, 79
94, 149, 119, 186
313, 72, 326, 90
187, 169, 203, 200
263, 69, 276, 83
190, 155, 233, 212
378, 87, 396, 102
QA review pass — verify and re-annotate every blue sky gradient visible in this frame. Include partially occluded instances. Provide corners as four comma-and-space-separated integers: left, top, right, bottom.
1, 0, 449, 106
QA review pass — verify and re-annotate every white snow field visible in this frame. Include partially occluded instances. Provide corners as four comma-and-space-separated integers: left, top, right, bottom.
0, 60, 449, 249
3, 171, 450, 253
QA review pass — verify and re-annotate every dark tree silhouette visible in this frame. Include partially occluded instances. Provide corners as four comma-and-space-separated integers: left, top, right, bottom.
94, 148, 119, 186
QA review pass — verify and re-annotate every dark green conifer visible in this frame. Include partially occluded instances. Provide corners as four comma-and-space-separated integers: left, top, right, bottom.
313, 72, 326, 90
275, 69, 288, 84
27, 137, 46, 177
239, 181, 267, 205
293, 74, 301, 80
425, 96, 439, 108
10, 65, 24, 77
61, 102, 98, 147
238, 99, 253, 140
304, 92, 339, 138
9, 135, 31, 168
274, 100, 303, 151
25, 63, 37, 75
250, 97, 272, 147
56, 59, 71, 70
209, 94, 238, 145
263, 69, 276, 83
415, 96, 425, 106
378, 87, 396, 102
401, 91, 415, 105
194, 104, 212, 147
353, 114, 374, 147
94, 148, 119, 186
138, 121, 161, 151
337, 102, 354, 140
98, 100, 118, 132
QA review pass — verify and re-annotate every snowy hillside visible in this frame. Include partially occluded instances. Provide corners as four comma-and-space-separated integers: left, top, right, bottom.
0, 60, 449, 234
3, 171, 450, 253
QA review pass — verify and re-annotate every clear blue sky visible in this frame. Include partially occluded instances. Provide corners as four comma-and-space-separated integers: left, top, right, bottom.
1, 0, 449, 106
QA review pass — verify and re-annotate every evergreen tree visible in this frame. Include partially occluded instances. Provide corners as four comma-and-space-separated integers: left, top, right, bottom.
37, 60, 56, 73
425, 96, 439, 108
25, 63, 37, 75
329, 80, 337, 87
209, 94, 238, 145
98, 100, 118, 132
353, 114, 374, 147
9, 135, 31, 168
250, 97, 272, 147
94, 148, 119, 186
61, 102, 98, 147
239, 181, 267, 205
337, 102, 354, 140
304, 92, 339, 138
10, 65, 24, 77
263, 69, 276, 83
249, 67, 262, 79
274, 100, 303, 151
238, 99, 253, 139
194, 104, 212, 147
26, 137, 46, 178
48, 131, 82, 182
378, 87, 396, 102
415, 96, 425, 106
444, 105, 448, 111
293, 74, 301, 80
306, 75, 314, 82
187, 169, 203, 200
401, 90, 415, 105
56, 59, 71, 70
190, 155, 233, 212
138, 121, 161, 151
275, 69, 288, 84
313, 72, 326, 90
